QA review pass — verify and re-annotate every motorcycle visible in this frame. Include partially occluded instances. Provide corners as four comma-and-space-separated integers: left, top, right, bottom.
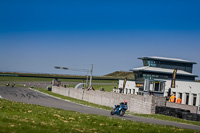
11, 83, 15, 88
110, 103, 127, 117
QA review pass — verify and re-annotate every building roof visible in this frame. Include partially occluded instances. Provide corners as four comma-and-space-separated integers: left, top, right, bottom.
138, 56, 197, 64
130, 66, 198, 77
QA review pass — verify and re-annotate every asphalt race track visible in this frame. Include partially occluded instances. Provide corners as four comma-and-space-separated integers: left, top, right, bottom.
1, 86, 200, 131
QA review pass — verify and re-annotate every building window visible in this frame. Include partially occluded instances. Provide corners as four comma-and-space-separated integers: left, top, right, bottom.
152, 75, 159, 78
153, 81, 165, 92
148, 60, 151, 66
154, 82, 159, 91
135, 72, 143, 80
143, 60, 161, 67
160, 82, 165, 92
143, 60, 148, 66
144, 80, 154, 91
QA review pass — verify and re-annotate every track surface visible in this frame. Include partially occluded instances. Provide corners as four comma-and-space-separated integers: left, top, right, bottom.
1, 86, 200, 131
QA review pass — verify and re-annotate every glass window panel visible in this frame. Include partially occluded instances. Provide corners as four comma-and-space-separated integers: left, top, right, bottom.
160, 82, 165, 92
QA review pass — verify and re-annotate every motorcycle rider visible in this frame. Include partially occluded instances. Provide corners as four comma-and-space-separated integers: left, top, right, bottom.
115, 100, 128, 111
111, 100, 128, 116
11, 82, 15, 88
6, 83, 10, 86
122, 100, 128, 110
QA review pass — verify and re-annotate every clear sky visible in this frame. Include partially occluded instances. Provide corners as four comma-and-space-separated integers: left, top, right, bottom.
0, 0, 200, 78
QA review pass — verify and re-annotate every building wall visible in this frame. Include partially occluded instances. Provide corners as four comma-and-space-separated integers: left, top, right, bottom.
165, 80, 200, 106
52, 86, 155, 114
119, 79, 200, 106
118, 80, 139, 94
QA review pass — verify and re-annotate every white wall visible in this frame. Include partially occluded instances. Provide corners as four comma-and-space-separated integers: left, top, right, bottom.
164, 80, 200, 106
164, 80, 200, 95
52, 86, 155, 114
119, 79, 200, 106
118, 80, 138, 94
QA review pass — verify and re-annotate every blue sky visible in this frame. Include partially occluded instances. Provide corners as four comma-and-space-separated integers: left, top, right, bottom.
0, 0, 200, 78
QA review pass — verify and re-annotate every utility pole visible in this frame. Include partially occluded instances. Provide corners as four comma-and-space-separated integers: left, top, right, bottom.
89, 64, 93, 87
54, 64, 93, 88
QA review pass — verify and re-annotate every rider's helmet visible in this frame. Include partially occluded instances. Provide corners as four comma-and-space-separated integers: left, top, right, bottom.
124, 100, 127, 105
124, 100, 127, 103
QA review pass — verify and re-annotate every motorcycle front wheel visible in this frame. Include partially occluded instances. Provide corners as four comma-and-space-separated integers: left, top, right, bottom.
110, 108, 115, 115
110, 110, 115, 115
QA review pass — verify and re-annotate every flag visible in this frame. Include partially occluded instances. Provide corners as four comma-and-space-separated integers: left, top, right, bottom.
171, 68, 178, 88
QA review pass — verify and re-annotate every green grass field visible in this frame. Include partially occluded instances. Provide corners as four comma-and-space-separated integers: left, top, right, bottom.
0, 76, 118, 83
91, 85, 116, 92
0, 76, 117, 92
0, 99, 199, 133
33, 87, 200, 127
1, 75, 200, 129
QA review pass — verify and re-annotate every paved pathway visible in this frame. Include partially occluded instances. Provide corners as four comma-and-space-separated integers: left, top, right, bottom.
0, 86, 200, 131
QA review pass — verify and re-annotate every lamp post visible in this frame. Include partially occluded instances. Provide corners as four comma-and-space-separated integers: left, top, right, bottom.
54, 64, 93, 88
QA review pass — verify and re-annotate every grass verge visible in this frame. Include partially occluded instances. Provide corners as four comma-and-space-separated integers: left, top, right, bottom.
133, 113, 200, 126
0, 99, 199, 133
92, 85, 116, 92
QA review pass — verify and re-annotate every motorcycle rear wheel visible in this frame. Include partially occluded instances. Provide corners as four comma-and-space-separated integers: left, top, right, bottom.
119, 111, 125, 116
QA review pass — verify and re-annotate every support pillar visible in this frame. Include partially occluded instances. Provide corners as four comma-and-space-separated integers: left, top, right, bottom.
176, 92, 179, 98
196, 93, 200, 106
182, 92, 186, 104
175, 92, 179, 103
189, 92, 193, 106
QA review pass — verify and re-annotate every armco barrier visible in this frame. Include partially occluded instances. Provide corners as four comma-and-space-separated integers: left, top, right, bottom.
52, 86, 155, 114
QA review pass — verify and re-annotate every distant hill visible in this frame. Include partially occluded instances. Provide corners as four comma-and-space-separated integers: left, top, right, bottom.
104, 71, 134, 79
